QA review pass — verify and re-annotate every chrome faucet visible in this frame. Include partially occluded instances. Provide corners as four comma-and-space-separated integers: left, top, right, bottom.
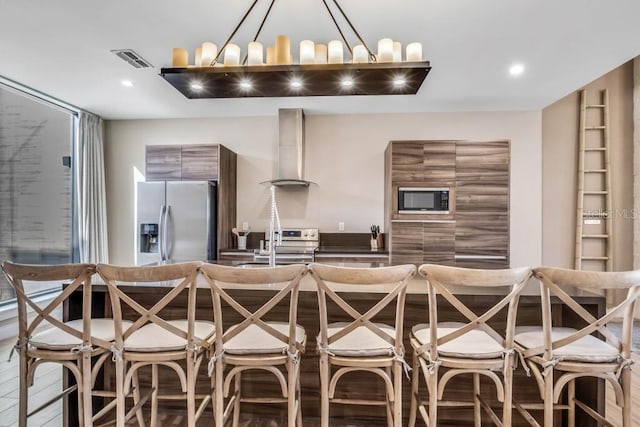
268, 185, 282, 267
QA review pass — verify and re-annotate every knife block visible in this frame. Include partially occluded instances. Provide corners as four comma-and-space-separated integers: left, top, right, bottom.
370, 234, 384, 250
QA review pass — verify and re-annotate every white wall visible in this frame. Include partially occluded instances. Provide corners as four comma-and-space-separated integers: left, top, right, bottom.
105, 110, 542, 268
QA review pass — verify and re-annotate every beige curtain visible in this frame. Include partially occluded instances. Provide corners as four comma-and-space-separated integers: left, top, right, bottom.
77, 112, 109, 263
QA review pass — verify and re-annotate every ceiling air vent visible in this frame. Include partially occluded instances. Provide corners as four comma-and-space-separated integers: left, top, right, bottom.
111, 49, 153, 69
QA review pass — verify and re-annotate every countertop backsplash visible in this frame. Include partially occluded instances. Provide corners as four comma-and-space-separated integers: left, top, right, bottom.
224, 232, 386, 253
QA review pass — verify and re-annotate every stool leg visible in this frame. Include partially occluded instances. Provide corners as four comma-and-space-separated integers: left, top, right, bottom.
287, 360, 296, 427
131, 369, 146, 427
114, 359, 126, 427
210, 365, 216, 422
319, 353, 330, 427
567, 379, 575, 427
393, 362, 402, 427
150, 364, 159, 427
296, 370, 303, 427
214, 358, 224, 427
543, 370, 553, 427
187, 355, 196, 427
503, 357, 514, 427
473, 373, 481, 427
18, 351, 28, 427
385, 367, 393, 427
621, 367, 631, 427
232, 371, 241, 427
427, 365, 438, 427
75, 365, 86, 427
408, 353, 420, 427
81, 353, 93, 427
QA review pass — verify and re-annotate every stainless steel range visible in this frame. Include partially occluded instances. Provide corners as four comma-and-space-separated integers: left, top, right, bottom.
254, 227, 319, 264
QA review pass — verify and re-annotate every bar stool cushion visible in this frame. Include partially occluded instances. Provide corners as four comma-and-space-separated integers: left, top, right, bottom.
224, 321, 306, 354
321, 322, 397, 357
30, 318, 134, 351
124, 320, 215, 352
514, 326, 620, 363
412, 322, 505, 359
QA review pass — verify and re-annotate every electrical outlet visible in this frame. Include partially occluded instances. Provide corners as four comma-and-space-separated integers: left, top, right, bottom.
338, 222, 345, 231
242, 222, 249, 231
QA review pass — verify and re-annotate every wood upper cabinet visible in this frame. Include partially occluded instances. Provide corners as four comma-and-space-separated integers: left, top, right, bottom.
389, 142, 425, 182
145, 146, 182, 180
145, 144, 221, 181
423, 141, 456, 182
388, 140, 456, 183
181, 145, 219, 180
455, 141, 509, 213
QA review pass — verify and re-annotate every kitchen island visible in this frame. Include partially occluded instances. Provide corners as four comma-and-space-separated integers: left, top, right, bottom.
64, 262, 604, 426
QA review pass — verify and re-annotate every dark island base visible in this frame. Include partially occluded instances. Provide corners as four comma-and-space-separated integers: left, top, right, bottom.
65, 287, 604, 426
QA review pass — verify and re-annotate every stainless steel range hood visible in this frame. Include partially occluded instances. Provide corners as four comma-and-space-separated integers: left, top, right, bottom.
265, 108, 315, 187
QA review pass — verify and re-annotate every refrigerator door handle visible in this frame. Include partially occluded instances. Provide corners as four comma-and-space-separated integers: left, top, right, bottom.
165, 205, 173, 261
158, 205, 166, 261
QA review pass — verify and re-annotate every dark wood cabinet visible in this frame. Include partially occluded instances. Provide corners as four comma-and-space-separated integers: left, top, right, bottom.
423, 221, 456, 266
387, 140, 456, 221
181, 145, 219, 180
454, 141, 509, 268
218, 252, 254, 262
145, 145, 182, 180
390, 141, 425, 182
385, 140, 509, 269
314, 254, 390, 263
145, 144, 237, 258
145, 144, 222, 181
391, 222, 455, 266
390, 222, 424, 265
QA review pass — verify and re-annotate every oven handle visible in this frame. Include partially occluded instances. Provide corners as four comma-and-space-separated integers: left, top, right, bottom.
254, 254, 314, 261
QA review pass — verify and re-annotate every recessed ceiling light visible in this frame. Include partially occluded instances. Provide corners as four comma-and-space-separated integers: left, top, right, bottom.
509, 63, 525, 76
239, 79, 252, 90
121, 80, 134, 87
341, 78, 354, 88
393, 77, 406, 87
190, 82, 204, 91
290, 79, 303, 89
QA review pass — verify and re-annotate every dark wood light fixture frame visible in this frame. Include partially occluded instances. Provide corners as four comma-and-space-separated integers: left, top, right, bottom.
159, 0, 431, 99
160, 62, 431, 99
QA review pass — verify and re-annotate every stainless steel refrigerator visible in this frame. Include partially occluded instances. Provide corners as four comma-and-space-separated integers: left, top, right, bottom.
135, 181, 217, 265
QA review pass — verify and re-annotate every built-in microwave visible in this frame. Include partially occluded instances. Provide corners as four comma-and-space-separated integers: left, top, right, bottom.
397, 187, 450, 214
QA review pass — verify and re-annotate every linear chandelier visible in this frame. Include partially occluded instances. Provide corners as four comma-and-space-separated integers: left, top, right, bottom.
160, 0, 431, 99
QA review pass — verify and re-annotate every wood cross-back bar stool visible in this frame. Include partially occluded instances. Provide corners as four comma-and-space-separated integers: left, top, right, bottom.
1, 261, 122, 427
97, 262, 214, 427
409, 264, 531, 427
200, 263, 308, 427
309, 263, 416, 427
515, 267, 640, 427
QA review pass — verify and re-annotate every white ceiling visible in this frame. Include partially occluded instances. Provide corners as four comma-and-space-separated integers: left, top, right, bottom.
1, 0, 639, 120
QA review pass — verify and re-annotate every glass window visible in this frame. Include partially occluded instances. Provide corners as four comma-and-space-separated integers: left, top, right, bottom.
0, 83, 75, 302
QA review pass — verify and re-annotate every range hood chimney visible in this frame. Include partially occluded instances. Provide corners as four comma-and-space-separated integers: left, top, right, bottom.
267, 108, 315, 187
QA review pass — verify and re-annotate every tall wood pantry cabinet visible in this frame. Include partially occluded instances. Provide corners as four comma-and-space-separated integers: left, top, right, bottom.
145, 144, 237, 255
384, 140, 510, 269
